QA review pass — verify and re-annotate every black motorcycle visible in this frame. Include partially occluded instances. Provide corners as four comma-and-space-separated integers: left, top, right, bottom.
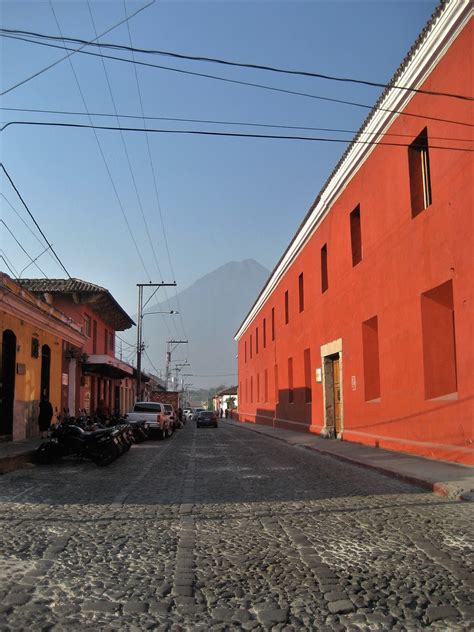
35, 422, 120, 466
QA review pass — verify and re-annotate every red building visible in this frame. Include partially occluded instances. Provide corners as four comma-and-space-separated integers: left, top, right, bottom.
19, 278, 136, 416
235, 1, 473, 465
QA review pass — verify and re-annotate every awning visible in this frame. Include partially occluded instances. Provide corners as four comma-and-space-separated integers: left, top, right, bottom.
83, 354, 134, 380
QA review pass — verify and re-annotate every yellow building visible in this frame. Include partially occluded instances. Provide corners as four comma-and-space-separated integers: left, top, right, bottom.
0, 273, 85, 441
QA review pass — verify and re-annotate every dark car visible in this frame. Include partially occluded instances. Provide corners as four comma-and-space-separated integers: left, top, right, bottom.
196, 410, 218, 428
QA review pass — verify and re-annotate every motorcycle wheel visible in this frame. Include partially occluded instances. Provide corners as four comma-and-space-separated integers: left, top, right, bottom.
35, 441, 62, 464
90, 445, 118, 466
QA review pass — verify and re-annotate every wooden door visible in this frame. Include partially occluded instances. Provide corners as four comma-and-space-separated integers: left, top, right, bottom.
332, 357, 342, 433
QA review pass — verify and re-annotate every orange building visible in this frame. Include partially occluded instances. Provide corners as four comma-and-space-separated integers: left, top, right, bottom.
235, 1, 473, 465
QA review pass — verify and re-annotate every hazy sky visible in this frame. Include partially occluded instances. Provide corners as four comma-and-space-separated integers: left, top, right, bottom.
1, 0, 437, 374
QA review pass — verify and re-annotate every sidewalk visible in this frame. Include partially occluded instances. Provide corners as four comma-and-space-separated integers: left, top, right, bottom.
0, 438, 42, 475
224, 418, 474, 501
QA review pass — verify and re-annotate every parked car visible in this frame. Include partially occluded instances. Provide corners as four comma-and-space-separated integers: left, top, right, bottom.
183, 408, 194, 421
163, 403, 178, 430
192, 407, 206, 421
196, 410, 218, 428
127, 402, 171, 439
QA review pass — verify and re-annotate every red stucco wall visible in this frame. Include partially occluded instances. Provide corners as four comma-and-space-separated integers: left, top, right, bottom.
237, 19, 473, 464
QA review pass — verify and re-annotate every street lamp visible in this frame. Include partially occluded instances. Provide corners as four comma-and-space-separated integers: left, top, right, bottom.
143, 310, 179, 317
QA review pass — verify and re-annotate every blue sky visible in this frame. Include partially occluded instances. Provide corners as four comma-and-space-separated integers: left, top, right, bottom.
1, 0, 436, 373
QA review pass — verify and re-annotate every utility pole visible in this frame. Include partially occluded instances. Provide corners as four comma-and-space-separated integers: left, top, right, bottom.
136, 282, 176, 401
165, 340, 188, 390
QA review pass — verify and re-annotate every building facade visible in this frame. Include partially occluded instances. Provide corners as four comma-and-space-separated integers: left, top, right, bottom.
235, 1, 473, 465
0, 274, 86, 440
19, 278, 135, 417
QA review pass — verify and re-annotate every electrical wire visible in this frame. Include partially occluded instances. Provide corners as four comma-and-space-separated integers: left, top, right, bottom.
1, 163, 71, 277
0, 192, 58, 267
46, 1, 152, 283
2, 33, 472, 130
1, 120, 472, 152
123, 0, 186, 343
86, 0, 167, 299
0, 219, 49, 277
1, 106, 471, 143
0, 252, 19, 277
1, 26, 472, 101
0, 1, 155, 96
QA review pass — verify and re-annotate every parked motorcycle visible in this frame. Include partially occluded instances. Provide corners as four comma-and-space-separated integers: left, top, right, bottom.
35, 422, 120, 466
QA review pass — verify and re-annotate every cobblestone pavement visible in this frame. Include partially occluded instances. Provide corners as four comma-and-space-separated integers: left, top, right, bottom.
0, 423, 472, 631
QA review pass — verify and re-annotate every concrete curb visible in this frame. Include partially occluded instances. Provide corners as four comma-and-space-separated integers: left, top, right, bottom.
0, 451, 36, 475
227, 420, 473, 502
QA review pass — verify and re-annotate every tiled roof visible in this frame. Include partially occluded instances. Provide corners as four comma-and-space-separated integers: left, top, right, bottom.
18, 278, 135, 331
216, 386, 238, 396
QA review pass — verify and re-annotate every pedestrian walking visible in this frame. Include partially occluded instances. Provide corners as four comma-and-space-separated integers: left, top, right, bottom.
220, 407, 223, 418
38, 396, 53, 438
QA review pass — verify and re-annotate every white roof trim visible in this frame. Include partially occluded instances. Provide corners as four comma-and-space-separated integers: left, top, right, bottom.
235, 0, 472, 341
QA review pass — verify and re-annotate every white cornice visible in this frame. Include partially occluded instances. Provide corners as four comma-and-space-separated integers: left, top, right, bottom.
235, 0, 472, 341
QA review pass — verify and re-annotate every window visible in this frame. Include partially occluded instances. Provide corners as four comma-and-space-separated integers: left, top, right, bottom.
245, 341, 247, 363
350, 205, 362, 266
408, 127, 432, 218
362, 316, 381, 401
84, 314, 91, 337
245, 378, 248, 403
274, 364, 279, 404
263, 318, 267, 348
257, 373, 260, 402
264, 369, 268, 403
288, 357, 294, 403
104, 328, 108, 353
250, 376, 254, 403
109, 331, 115, 352
271, 308, 275, 341
92, 320, 97, 354
321, 244, 328, 293
250, 334, 253, 359
299, 272, 305, 312
304, 348, 312, 403
256, 327, 259, 354
285, 290, 289, 324
421, 280, 457, 399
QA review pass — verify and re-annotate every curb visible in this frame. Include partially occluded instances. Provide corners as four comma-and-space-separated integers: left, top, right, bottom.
0, 451, 36, 475
228, 420, 472, 502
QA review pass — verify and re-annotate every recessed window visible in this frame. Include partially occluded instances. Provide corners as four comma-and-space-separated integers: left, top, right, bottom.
245, 341, 247, 363
104, 328, 108, 353
421, 280, 457, 399
321, 244, 328, 293
362, 316, 381, 401
263, 318, 267, 348
264, 369, 268, 403
109, 331, 115, 352
408, 127, 432, 218
304, 348, 312, 403
288, 357, 294, 403
257, 373, 260, 402
256, 327, 259, 354
285, 290, 289, 324
271, 308, 275, 341
274, 364, 279, 404
250, 376, 254, 403
250, 334, 253, 359
245, 378, 248, 403
299, 273, 304, 312
84, 314, 91, 337
350, 205, 362, 266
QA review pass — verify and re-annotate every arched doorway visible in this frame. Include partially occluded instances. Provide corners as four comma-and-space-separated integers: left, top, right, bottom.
41, 344, 51, 401
0, 329, 17, 438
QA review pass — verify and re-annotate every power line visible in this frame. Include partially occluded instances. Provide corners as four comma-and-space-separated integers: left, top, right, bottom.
0, 219, 49, 277
0, 192, 58, 267
1, 163, 71, 277
1, 121, 472, 152
1, 26, 472, 102
47, 0, 152, 282
0, 1, 155, 96
1, 106, 471, 144
0, 252, 19, 277
3, 33, 472, 130
123, 0, 186, 344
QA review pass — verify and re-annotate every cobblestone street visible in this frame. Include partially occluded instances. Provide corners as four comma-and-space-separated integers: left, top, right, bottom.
0, 422, 472, 631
